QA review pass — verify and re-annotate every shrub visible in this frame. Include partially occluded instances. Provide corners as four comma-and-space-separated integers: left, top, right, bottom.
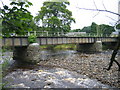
28, 34, 37, 44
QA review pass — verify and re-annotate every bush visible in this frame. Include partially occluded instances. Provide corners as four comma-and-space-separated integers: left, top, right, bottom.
40, 44, 76, 50
2, 46, 12, 53
0, 50, 10, 89
28, 34, 37, 44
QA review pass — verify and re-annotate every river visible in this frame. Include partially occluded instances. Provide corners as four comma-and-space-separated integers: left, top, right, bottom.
2, 50, 120, 88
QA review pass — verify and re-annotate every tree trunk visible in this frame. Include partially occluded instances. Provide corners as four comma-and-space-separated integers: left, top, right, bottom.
107, 32, 120, 71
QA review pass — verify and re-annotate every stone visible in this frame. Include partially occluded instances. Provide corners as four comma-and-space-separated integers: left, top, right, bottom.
13, 43, 41, 64
44, 85, 52, 88
30, 43, 39, 46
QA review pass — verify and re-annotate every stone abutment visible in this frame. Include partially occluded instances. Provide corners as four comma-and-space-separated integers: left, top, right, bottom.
13, 43, 40, 64
77, 41, 102, 52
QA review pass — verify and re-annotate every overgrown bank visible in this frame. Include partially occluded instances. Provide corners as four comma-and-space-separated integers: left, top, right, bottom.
40, 44, 77, 50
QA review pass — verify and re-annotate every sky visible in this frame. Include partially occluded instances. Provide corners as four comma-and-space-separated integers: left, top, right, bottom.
0, 0, 119, 29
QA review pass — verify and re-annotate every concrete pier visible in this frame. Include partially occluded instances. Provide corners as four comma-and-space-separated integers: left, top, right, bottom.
77, 41, 102, 52
13, 43, 40, 64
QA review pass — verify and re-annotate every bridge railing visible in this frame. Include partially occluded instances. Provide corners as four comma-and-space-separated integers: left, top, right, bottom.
26, 31, 118, 37
1, 31, 118, 37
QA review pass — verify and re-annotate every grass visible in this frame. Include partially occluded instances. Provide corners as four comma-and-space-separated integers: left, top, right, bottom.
54, 44, 76, 50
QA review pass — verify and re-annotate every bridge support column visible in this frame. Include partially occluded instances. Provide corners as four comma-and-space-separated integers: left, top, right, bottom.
77, 41, 102, 52
13, 43, 40, 64
102, 42, 117, 50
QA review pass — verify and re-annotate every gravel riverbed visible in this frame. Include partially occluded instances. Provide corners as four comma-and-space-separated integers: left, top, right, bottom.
2, 50, 120, 88
38, 51, 120, 88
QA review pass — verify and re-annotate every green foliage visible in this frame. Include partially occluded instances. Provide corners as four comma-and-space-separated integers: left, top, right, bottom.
80, 22, 115, 36
0, 18, 2, 38
0, 81, 9, 89
28, 34, 37, 44
91, 22, 98, 34
1, 1, 34, 36
35, 1, 75, 34
30, 19, 38, 31
99, 24, 115, 36
0, 48, 12, 89
71, 29, 81, 32
2, 46, 12, 53
54, 44, 76, 50
2, 59, 9, 70
81, 26, 91, 33
116, 24, 120, 29
0, 68, 9, 89
40, 44, 76, 50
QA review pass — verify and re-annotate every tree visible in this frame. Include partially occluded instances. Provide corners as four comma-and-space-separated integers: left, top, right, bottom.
80, 23, 114, 36
1, 1, 34, 36
91, 22, 103, 36
71, 29, 81, 32
91, 22, 97, 34
35, 0, 75, 35
99, 24, 115, 36
116, 23, 120, 29
81, 26, 91, 33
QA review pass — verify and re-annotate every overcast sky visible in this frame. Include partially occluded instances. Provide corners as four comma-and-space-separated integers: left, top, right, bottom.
0, 0, 119, 29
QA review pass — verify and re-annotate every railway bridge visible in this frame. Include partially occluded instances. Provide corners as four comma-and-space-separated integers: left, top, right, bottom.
1, 36, 118, 64
1, 36, 117, 46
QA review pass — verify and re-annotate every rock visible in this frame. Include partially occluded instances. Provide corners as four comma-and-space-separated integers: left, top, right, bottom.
11, 83, 30, 88
45, 80, 54, 86
29, 43, 39, 46
44, 85, 52, 88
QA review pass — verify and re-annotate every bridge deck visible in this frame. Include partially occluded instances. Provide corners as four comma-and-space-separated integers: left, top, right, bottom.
1, 37, 118, 46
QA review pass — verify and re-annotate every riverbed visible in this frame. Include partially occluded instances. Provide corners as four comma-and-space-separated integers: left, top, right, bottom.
2, 50, 120, 88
